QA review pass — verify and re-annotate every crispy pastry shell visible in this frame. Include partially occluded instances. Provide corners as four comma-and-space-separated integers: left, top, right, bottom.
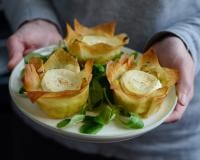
23, 48, 93, 118
65, 19, 129, 64
106, 49, 179, 117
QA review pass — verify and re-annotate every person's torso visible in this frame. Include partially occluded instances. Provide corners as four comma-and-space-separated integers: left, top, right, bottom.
52, 0, 200, 51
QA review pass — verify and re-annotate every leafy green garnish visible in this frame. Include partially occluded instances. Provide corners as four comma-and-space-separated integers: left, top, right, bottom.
95, 104, 115, 125
69, 114, 85, 125
18, 87, 26, 94
92, 64, 106, 79
79, 103, 87, 115
24, 52, 50, 64
24, 53, 40, 64
112, 51, 124, 60
58, 40, 69, 52
20, 68, 25, 79
93, 64, 105, 73
103, 88, 113, 106
80, 121, 103, 134
57, 119, 70, 128
57, 114, 85, 128
130, 51, 140, 59
118, 113, 144, 129
79, 104, 115, 134
88, 78, 104, 109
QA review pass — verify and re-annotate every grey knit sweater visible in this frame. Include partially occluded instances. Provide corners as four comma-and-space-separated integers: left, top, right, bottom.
3, 0, 200, 159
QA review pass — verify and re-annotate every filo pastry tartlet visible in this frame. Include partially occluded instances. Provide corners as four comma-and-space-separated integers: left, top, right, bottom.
65, 19, 129, 64
106, 49, 179, 118
22, 48, 93, 118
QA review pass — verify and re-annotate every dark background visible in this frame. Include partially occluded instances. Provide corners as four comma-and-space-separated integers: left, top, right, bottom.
0, 11, 117, 160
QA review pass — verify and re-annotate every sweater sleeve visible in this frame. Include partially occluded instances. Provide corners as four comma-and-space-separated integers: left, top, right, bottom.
2, 0, 62, 33
146, 12, 200, 75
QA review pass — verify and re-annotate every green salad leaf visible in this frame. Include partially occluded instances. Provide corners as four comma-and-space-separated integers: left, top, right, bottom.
80, 104, 115, 134
57, 114, 85, 128
18, 87, 26, 94
58, 40, 69, 52
92, 64, 106, 80
80, 121, 103, 134
93, 64, 105, 74
130, 51, 140, 59
57, 119, 70, 128
112, 51, 124, 60
24, 52, 49, 64
118, 113, 144, 129
88, 78, 104, 109
95, 104, 116, 125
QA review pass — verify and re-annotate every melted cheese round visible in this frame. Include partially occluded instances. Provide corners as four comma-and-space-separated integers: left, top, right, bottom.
82, 35, 119, 46
120, 70, 161, 95
41, 69, 81, 92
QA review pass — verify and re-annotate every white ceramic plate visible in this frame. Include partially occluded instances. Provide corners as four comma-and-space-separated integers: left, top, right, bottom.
9, 45, 177, 143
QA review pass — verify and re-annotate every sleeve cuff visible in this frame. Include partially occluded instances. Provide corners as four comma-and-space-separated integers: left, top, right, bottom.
13, 10, 63, 35
3, 0, 63, 35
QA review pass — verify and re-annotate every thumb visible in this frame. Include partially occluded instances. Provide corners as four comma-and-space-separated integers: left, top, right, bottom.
176, 80, 193, 107
7, 36, 25, 70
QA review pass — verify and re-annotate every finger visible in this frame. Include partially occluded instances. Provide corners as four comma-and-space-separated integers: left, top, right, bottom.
176, 64, 194, 107
165, 60, 194, 123
165, 79, 193, 123
6, 36, 25, 70
165, 102, 186, 123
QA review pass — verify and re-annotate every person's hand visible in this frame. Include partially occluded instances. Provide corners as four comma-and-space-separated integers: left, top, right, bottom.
151, 37, 195, 123
7, 20, 62, 70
